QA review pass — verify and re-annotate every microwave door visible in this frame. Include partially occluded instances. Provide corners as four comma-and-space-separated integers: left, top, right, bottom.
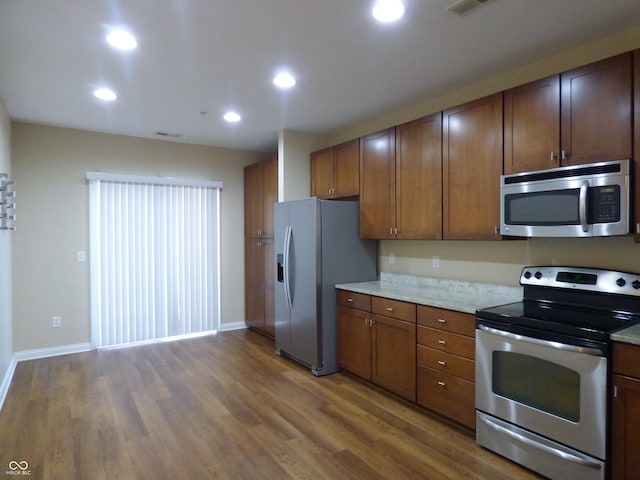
501, 179, 592, 237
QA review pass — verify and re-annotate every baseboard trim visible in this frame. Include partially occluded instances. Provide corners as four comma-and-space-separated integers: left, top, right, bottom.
0, 354, 17, 413
219, 321, 247, 332
14, 342, 94, 362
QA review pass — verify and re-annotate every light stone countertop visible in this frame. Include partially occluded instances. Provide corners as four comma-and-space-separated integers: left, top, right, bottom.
336, 272, 523, 315
611, 323, 640, 346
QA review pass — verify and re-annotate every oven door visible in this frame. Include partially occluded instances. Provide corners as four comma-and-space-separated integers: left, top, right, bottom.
475, 325, 607, 460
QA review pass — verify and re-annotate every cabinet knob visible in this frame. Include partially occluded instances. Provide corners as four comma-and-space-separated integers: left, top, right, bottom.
437, 318, 446, 324
437, 360, 446, 366
437, 381, 446, 387
386, 307, 394, 312
347, 298, 353, 302
438, 340, 446, 345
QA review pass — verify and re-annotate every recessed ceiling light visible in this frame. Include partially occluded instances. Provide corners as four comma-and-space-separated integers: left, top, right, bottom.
93, 87, 117, 101
273, 72, 296, 89
372, 0, 405, 22
106, 29, 138, 51
223, 111, 241, 123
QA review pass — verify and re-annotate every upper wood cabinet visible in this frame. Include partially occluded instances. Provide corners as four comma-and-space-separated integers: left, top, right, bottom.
310, 139, 359, 199
395, 114, 443, 239
505, 53, 633, 174
443, 93, 503, 240
634, 50, 640, 242
244, 155, 278, 238
360, 128, 396, 239
360, 115, 443, 240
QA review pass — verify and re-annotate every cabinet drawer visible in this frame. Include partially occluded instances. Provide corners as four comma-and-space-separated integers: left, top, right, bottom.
417, 326, 474, 359
417, 345, 474, 382
337, 290, 371, 311
417, 366, 475, 429
371, 296, 416, 323
417, 305, 475, 337
613, 342, 640, 378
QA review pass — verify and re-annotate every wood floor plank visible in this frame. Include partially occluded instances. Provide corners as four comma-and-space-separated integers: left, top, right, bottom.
0, 329, 544, 479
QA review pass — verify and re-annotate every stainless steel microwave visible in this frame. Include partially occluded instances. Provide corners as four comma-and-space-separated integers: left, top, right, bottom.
500, 159, 631, 238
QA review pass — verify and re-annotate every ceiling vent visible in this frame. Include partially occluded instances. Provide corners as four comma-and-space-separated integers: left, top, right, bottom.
155, 131, 182, 138
446, 0, 490, 16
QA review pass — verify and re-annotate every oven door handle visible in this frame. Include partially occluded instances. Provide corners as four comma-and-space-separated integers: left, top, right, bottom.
478, 414, 603, 470
478, 325, 604, 356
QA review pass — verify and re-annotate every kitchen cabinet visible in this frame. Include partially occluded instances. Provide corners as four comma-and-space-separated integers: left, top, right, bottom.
310, 139, 359, 199
504, 53, 632, 174
611, 341, 640, 480
244, 156, 278, 337
336, 290, 416, 401
443, 93, 503, 240
416, 306, 476, 429
359, 114, 442, 240
634, 50, 640, 242
359, 128, 396, 239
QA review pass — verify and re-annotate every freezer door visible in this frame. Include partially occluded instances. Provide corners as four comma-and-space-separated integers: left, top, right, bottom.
274, 199, 321, 369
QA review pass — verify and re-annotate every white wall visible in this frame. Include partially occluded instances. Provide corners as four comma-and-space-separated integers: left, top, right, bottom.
0, 98, 12, 389
11, 122, 265, 352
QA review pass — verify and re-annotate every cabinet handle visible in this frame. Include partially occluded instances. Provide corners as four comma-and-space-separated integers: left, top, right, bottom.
386, 307, 394, 312
636, 223, 640, 234
613, 385, 619, 398
437, 381, 446, 387
561, 150, 569, 160
437, 318, 446, 324
438, 340, 446, 345
389, 227, 393, 235
394, 227, 398, 235
550, 151, 556, 161
347, 298, 353, 302
494, 225, 499, 235
437, 360, 446, 366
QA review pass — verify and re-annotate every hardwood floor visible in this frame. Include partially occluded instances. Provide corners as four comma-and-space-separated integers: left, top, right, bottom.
0, 330, 542, 479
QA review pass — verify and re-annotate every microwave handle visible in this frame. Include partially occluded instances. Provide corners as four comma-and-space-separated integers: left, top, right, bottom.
579, 180, 589, 233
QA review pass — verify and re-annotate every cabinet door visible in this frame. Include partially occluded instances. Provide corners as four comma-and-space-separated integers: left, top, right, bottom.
244, 162, 262, 237
262, 238, 275, 337
504, 75, 560, 174
611, 374, 640, 480
443, 93, 503, 240
337, 306, 372, 380
261, 155, 278, 238
333, 139, 360, 198
360, 128, 396, 239
245, 238, 264, 330
561, 53, 632, 166
634, 50, 640, 241
395, 114, 443, 239
311, 147, 334, 199
371, 314, 416, 401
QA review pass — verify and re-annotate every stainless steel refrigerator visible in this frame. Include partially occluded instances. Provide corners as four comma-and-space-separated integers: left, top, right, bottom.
274, 198, 377, 376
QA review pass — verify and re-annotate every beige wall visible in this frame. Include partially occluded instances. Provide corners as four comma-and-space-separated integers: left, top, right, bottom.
0, 98, 12, 378
315, 25, 640, 285
278, 129, 318, 201
12, 122, 264, 351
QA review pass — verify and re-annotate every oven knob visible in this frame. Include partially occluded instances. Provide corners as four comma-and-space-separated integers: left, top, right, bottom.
523, 271, 532, 279
534, 271, 543, 280
616, 277, 627, 287
632, 280, 640, 290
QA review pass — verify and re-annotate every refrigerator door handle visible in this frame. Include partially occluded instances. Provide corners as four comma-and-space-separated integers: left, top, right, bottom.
283, 224, 293, 309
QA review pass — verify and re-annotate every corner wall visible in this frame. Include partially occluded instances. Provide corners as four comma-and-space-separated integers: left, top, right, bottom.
0, 98, 13, 407
11, 122, 265, 352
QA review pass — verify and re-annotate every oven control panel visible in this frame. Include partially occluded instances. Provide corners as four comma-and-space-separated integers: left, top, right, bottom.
521, 266, 640, 296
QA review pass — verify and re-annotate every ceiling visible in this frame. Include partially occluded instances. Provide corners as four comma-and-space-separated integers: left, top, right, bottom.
1, 0, 639, 152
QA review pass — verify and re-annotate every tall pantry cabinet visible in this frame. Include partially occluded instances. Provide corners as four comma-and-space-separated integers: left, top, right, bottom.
244, 156, 278, 337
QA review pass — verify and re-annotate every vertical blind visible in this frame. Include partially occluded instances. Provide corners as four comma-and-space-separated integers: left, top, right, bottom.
87, 173, 222, 348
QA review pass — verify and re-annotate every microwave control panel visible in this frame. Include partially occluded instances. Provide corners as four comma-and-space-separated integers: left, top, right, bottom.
589, 185, 620, 223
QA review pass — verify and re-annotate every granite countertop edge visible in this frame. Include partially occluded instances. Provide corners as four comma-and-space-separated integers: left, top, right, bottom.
335, 273, 523, 315
611, 324, 640, 346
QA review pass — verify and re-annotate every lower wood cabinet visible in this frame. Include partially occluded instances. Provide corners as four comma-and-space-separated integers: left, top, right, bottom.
416, 305, 476, 429
611, 342, 640, 480
337, 290, 416, 401
337, 289, 477, 428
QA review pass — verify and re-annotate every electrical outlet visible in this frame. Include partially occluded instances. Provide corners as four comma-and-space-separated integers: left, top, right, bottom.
52, 316, 62, 328
432, 255, 440, 268
388, 252, 395, 265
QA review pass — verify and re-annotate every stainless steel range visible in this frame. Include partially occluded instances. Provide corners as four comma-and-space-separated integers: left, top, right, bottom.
475, 266, 640, 480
